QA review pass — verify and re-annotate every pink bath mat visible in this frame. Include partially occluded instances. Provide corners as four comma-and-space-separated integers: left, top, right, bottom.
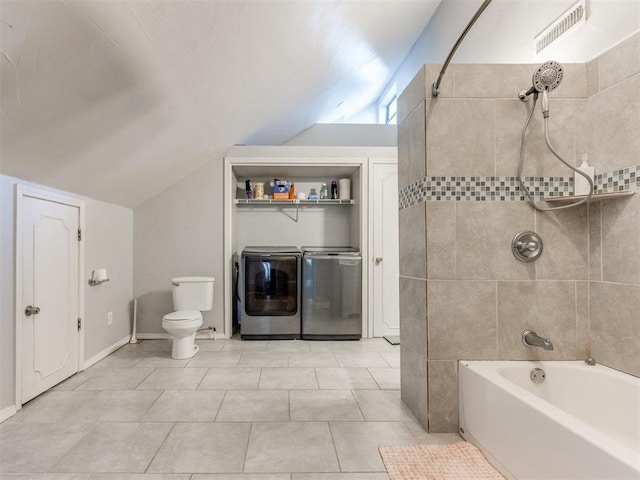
378, 442, 505, 480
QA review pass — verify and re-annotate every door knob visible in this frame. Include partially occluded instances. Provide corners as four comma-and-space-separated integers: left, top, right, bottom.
25, 305, 40, 316
375, 257, 383, 265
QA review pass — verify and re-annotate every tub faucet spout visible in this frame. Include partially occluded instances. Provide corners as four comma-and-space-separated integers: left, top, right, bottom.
522, 330, 554, 350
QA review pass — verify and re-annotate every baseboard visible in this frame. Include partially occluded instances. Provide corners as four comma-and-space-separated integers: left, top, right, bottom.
0, 405, 17, 423
136, 333, 170, 340
83, 335, 131, 369
136, 332, 219, 340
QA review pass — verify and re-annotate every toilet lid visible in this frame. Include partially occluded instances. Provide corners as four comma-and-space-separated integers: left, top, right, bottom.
163, 310, 202, 322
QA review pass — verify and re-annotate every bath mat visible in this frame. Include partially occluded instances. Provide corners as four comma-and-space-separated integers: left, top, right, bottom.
378, 442, 505, 480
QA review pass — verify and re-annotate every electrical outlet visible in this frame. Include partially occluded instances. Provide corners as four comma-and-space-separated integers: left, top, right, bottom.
107, 311, 113, 325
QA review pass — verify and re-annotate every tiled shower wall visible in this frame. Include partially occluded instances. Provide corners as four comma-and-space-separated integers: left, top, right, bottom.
397, 32, 640, 433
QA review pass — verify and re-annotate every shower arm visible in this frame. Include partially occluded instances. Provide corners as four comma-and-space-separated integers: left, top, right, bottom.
432, 0, 493, 97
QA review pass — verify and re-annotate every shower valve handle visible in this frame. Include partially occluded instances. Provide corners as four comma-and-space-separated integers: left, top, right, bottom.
517, 241, 538, 252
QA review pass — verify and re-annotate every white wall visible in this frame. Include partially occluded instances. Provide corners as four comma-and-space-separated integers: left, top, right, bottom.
285, 124, 397, 146
390, 0, 640, 95
0, 175, 133, 411
133, 158, 224, 335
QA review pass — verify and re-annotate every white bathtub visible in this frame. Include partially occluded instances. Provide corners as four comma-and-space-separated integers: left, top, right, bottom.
459, 361, 640, 480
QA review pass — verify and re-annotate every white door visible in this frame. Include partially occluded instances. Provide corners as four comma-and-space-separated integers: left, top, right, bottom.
20, 194, 80, 403
371, 163, 400, 337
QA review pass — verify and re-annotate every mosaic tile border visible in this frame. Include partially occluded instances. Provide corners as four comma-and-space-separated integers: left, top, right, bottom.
399, 164, 640, 210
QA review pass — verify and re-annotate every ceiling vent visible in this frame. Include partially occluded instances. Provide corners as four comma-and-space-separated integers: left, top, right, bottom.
535, 0, 586, 54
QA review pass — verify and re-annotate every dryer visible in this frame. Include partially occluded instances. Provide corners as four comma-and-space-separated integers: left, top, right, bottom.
240, 246, 301, 339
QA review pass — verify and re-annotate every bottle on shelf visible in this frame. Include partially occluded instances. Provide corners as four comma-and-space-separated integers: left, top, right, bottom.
320, 183, 328, 199
289, 183, 295, 200
309, 188, 318, 200
331, 180, 338, 199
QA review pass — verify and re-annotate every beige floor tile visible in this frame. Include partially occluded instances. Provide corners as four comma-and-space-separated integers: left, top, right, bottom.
13, 391, 99, 423
238, 352, 290, 368
287, 353, 338, 368
352, 390, 416, 422
136, 368, 208, 390
74, 368, 154, 391
221, 341, 268, 352
329, 422, 416, 472
186, 352, 242, 368
216, 390, 289, 422
142, 390, 225, 422
315, 368, 378, 390
367, 368, 400, 389
379, 352, 400, 369
244, 422, 339, 473
147, 423, 250, 473
266, 341, 311, 353
54, 422, 172, 473
195, 340, 226, 352
289, 390, 363, 421
258, 368, 318, 389
135, 356, 191, 368
198, 368, 261, 390
75, 390, 163, 422
335, 353, 391, 368
0, 423, 92, 473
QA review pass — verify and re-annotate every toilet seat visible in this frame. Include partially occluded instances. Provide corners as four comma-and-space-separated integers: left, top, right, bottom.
163, 310, 202, 322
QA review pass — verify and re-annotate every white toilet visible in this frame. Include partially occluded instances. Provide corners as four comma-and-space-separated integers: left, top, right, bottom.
162, 276, 214, 359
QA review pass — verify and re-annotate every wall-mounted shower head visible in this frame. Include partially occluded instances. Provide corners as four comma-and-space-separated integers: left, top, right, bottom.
532, 61, 564, 93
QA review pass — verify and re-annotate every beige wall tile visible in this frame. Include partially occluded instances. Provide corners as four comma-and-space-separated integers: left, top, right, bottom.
399, 202, 426, 279
426, 202, 456, 280
399, 277, 427, 357
601, 194, 640, 286
598, 31, 640, 91
590, 282, 640, 377
426, 64, 452, 99
535, 207, 588, 280
427, 361, 458, 433
398, 101, 426, 189
586, 58, 600, 97
497, 281, 579, 360
454, 64, 522, 99
400, 344, 428, 428
589, 202, 602, 281
455, 202, 535, 280
398, 66, 426, 125
495, 99, 579, 177
576, 281, 589, 358
427, 280, 497, 360
574, 98, 588, 165
587, 74, 640, 172
426, 99, 495, 176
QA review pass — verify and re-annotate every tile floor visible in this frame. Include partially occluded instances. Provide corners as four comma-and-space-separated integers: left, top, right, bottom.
0, 337, 460, 479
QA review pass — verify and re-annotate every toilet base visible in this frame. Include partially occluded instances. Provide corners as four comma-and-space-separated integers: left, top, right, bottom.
170, 334, 200, 359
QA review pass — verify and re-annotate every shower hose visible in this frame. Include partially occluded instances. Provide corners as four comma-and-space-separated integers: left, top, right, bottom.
517, 92, 594, 211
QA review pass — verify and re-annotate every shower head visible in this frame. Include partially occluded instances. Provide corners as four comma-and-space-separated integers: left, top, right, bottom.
532, 61, 564, 92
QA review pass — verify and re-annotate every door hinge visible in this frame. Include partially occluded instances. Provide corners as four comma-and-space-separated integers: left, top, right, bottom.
77, 228, 82, 241
77, 318, 81, 331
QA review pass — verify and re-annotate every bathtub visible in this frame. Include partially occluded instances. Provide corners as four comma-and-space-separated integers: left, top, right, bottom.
458, 361, 640, 480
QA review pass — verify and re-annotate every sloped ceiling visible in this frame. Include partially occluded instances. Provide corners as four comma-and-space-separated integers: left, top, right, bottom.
0, 0, 440, 207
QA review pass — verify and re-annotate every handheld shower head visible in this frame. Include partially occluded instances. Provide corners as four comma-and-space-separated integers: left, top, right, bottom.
532, 61, 563, 117
533, 61, 564, 92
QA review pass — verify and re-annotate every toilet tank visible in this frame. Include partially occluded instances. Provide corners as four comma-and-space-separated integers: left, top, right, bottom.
171, 276, 214, 311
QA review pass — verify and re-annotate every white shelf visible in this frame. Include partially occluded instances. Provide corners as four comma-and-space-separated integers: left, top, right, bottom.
235, 198, 354, 205
544, 190, 635, 205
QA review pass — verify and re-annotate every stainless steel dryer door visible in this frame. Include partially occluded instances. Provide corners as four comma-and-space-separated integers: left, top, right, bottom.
241, 253, 301, 338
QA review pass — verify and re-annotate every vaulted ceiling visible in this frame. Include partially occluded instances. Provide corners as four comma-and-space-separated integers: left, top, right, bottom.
0, 0, 440, 207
